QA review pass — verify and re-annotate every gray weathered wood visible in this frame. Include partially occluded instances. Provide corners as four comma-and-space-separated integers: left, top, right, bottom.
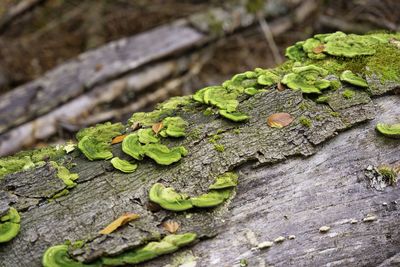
0, 71, 398, 266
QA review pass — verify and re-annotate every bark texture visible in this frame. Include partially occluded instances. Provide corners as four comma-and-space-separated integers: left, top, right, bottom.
0, 70, 399, 266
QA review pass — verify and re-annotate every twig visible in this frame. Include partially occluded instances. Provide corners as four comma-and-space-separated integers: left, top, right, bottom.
257, 12, 283, 65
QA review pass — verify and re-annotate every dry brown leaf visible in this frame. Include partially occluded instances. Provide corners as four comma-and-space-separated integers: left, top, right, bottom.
162, 220, 180, 233
99, 213, 140, 235
130, 122, 140, 131
111, 134, 127, 144
313, 44, 325, 54
152, 122, 164, 135
267, 113, 294, 128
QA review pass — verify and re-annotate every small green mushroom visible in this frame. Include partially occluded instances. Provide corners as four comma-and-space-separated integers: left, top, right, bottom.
191, 189, 231, 208
376, 123, 400, 138
149, 183, 193, 211
0, 207, 21, 243
143, 144, 187, 165
209, 172, 238, 189
110, 157, 137, 173
219, 110, 249, 122
122, 134, 145, 160
42, 245, 100, 267
78, 136, 113, 161
137, 128, 159, 144
340, 70, 368, 87
281, 65, 330, 94
51, 162, 79, 188
160, 117, 188, 138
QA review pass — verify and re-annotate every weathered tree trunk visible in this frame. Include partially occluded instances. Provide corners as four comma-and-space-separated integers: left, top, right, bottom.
0, 76, 399, 266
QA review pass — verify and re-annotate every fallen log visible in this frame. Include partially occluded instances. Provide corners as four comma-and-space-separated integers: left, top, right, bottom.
0, 0, 319, 156
0, 31, 399, 267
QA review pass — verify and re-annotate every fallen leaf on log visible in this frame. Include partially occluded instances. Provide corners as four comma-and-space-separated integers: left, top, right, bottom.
267, 113, 294, 128
99, 213, 140, 234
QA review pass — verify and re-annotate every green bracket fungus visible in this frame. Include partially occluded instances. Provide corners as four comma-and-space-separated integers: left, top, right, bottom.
342, 89, 355, 99
42, 245, 100, 267
285, 41, 306, 61
302, 38, 326, 59
77, 122, 123, 161
101, 233, 197, 266
257, 71, 280, 86
78, 136, 113, 161
209, 172, 238, 189
340, 70, 368, 87
122, 134, 145, 160
110, 157, 137, 173
51, 162, 79, 188
281, 65, 330, 94
324, 34, 378, 57
219, 110, 249, 122
190, 189, 231, 208
0, 208, 21, 243
159, 117, 188, 138
376, 123, 400, 138
138, 128, 159, 144
203, 86, 239, 112
315, 95, 330, 104
149, 183, 193, 211
76, 122, 124, 143
144, 144, 187, 165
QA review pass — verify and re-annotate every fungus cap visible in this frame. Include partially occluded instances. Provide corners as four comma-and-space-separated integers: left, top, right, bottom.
149, 183, 193, 211
78, 136, 113, 161
376, 123, 400, 138
281, 65, 330, 94
110, 157, 137, 173
209, 172, 238, 189
137, 128, 159, 144
219, 110, 249, 122
42, 245, 100, 267
122, 134, 145, 160
340, 70, 368, 87
144, 144, 187, 165
190, 189, 231, 208
160, 117, 188, 138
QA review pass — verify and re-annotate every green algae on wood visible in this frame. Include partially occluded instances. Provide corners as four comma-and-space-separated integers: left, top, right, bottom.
340, 70, 368, 87
110, 157, 137, 173
377, 165, 398, 185
376, 123, 400, 138
149, 183, 193, 211
281, 65, 330, 94
101, 233, 197, 266
0, 208, 21, 243
342, 89, 355, 99
42, 245, 100, 267
209, 172, 238, 189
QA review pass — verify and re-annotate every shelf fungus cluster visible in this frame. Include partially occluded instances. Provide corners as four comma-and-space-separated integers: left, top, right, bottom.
0, 208, 21, 243
42, 233, 197, 267
149, 172, 238, 211
192, 69, 280, 122
285, 31, 392, 60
